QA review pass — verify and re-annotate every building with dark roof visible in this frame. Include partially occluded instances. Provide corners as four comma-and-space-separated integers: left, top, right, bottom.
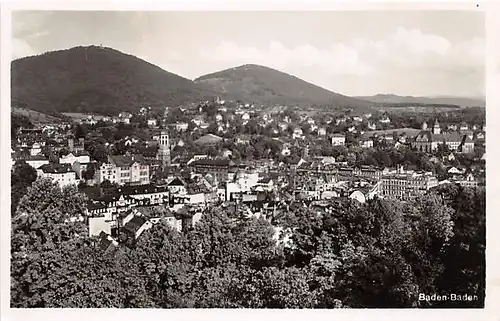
121, 215, 150, 239
411, 119, 472, 153
116, 184, 169, 205
189, 158, 236, 182
37, 163, 78, 188
96, 154, 150, 185
12, 153, 50, 169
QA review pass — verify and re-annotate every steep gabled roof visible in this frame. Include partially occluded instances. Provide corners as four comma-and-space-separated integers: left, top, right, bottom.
109, 154, 147, 167
168, 177, 186, 187
122, 216, 148, 235
39, 163, 74, 174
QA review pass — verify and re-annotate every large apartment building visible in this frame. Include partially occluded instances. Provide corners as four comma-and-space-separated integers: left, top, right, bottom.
380, 172, 438, 200
96, 154, 150, 185
188, 158, 237, 182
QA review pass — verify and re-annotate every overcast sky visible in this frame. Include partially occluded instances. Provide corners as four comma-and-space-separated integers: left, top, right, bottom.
12, 10, 485, 97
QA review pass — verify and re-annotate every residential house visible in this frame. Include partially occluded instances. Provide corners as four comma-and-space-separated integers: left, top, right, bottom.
30, 143, 42, 156
448, 167, 464, 175
331, 134, 346, 146
175, 122, 189, 132
121, 215, 152, 240
335, 116, 348, 125
147, 119, 158, 127
118, 112, 132, 124
68, 137, 85, 153
292, 127, 304, 140
20, 154, 50, 169
281, 144, 291, 156
242, 113, 250, 122
360, 139, 374, 148
455, 173, 479, 188
460, 136, 475, 154
37, 163, 79, 188
379, 115, 391, 124
118, 184, 170, 205
167, 177, 188, 196
278, 122, 289, 132
96, 232, 119, 253
317, 127, 327, 137
256, 177, 274, 192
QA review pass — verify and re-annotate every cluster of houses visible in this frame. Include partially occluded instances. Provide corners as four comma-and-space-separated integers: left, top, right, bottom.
11, 100, 486, 249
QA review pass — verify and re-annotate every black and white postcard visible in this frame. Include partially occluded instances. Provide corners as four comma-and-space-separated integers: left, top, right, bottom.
1, 1, 498, 321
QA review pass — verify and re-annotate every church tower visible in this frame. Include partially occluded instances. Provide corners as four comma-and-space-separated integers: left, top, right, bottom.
432, 119, 441, 135
157, 130, 171, 169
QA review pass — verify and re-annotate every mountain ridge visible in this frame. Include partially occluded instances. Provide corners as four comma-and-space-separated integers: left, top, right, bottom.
11, 45, 222, 116
355, 94, 485, 108
194, 64, 372, 110
14, 45, 476, 117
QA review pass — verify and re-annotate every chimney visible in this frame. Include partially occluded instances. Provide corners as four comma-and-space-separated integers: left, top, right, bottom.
79, 138, 85, 150
68, 138, 74, 152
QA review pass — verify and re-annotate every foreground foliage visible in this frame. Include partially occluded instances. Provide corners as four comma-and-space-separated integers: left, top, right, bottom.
11, 179, 485, 308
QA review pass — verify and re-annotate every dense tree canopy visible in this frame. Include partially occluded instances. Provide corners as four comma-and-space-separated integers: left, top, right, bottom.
10, 180, 485, 308
11, 160, 38, 215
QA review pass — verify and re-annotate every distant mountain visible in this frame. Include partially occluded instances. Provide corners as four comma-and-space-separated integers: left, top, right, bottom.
355, 94, 485, 108
195, 64, 372, 111
11, 46, 221, 116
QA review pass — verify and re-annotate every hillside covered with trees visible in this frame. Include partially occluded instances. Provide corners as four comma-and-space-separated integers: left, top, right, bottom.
12, 47, 377, 117
11, 178, 485, 308
11, 46, 221, 116
195, 64, 373, 111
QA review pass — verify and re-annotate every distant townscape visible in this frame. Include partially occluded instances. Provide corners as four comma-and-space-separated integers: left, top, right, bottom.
10, 46, 486, 309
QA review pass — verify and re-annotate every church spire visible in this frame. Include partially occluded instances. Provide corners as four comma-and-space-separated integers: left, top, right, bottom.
433, 118, 441, 135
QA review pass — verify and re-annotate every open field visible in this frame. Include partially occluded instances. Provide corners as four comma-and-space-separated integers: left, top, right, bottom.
61, 112, 91, 121
12, 107, 62, 124
365, 127, 422, 137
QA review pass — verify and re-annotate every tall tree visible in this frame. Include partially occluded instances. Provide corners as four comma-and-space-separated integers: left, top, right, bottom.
11, 160, 38, 215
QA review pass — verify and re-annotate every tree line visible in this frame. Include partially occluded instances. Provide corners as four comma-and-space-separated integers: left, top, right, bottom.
11, 178, 485, 308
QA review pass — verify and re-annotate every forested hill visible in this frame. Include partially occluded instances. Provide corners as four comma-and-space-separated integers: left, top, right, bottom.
195, 64, 373, 112
11, 46, 221, 116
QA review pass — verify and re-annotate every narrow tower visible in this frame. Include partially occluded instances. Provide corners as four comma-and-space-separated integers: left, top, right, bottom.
433, 119, 441, 135
157, 130, 171, 169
